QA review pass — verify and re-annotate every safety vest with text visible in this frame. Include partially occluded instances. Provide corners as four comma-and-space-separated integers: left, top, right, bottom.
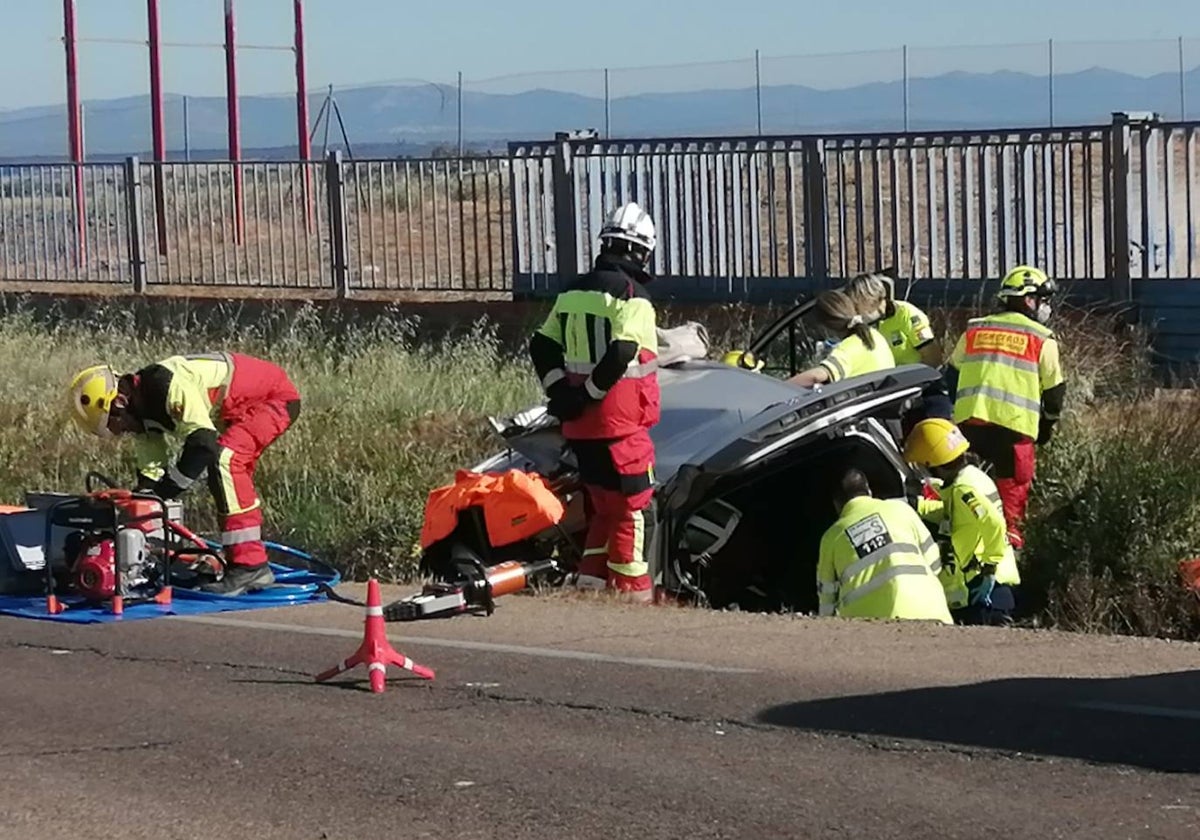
950, 311, 1063, 439
816, 496, 953, 624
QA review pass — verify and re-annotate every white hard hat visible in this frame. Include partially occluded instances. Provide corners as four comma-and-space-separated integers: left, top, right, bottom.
599, 201, 657, 253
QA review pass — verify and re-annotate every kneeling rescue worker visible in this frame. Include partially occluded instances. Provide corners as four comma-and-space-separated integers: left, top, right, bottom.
903, 418, 1019, 626
529, 202, 661, 603
68, 352, 301, 596
943, 265, 1065, 549
816, 467, 951, 624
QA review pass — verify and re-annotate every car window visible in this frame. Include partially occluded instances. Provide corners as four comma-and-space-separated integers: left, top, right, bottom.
745, 300, 829, 379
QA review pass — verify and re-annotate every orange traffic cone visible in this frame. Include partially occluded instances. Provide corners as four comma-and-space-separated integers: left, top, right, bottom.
314, 578, 435, 693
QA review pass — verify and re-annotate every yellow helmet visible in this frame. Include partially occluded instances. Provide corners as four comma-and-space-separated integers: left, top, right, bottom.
720, 349, 764, 372
998, 265, 1057, 299
903, 418, 970, 468
68, 364, 121, 439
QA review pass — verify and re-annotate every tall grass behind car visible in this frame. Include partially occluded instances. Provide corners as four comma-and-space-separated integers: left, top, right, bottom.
0, 296, 1195, 638
0, 299, 540, 583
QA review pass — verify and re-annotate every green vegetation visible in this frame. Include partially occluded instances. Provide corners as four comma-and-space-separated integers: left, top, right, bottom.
0, 296, 1195, 639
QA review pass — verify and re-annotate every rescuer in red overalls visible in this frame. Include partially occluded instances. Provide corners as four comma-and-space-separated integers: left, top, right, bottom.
69, 352, 301, 596
529, 202, 661, 602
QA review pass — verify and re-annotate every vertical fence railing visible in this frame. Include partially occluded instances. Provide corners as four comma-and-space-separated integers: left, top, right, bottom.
0, 115, 1197, 304
138, 159, 333, 290
0, 162, 130, 285
1123, 121, 1200, 281
820, 127, 1110, 284
342, 155, 511, 293
509, 142, 558, 295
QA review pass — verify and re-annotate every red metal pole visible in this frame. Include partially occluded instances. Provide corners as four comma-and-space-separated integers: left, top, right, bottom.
147, 0, 168, 255
294, 0, 314, 231
224, 0, 244, 245
63, 0, 87, 267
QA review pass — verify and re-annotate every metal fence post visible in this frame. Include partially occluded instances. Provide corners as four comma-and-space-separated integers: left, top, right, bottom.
123, 156, 146, 293
551, 131, 580, 287
1108, 113, 1132, 301
325, 149, 350, 296
801, 138, 830, 285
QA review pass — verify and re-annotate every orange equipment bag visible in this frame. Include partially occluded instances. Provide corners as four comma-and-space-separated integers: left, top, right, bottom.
419, 469, 565, 551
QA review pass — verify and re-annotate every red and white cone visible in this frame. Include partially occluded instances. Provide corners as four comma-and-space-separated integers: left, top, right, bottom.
314, 579, 435, 693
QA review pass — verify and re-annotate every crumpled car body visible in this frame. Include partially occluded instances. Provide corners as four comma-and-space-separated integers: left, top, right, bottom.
467, 303, 944, 612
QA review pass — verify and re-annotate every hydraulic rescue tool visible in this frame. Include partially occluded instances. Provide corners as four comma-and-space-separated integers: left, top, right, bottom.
382, 554, 559, 621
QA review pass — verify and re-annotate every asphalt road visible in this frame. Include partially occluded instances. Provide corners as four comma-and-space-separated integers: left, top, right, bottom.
1, 585, 1199, 839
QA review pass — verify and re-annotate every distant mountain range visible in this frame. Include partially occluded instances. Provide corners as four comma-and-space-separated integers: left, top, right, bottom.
1, 65, 1196, 161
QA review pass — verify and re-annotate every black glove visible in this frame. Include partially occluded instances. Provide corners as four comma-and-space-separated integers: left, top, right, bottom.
545, 381, 588, 422
1037, 418, 1055, 446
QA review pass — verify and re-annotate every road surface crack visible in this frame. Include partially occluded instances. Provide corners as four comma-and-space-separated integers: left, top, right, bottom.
0, 740, 176, 759
453, 686, 1063, 766
9, 640, 312, 677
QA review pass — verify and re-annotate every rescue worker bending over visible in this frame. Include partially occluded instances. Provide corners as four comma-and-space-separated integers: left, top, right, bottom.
903, 418, 1020, 626
788, 289, 895, 388
943, 265, 1066, 549
528, 202, 661, 603
844, 272, 940, 367
816, 467, 952, 624
68, 352, 301, 596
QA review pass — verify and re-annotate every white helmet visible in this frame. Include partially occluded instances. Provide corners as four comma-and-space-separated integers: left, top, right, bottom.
598, 202, 657, 257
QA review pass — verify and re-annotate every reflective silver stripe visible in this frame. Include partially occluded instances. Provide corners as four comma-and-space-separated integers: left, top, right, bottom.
541, 368, 566, 390
818, 582, 839, 595
584, 379, 607, 400
839, 564, 935, 607
919, 537, 937, 556
842, 542, 920, 582
819, 603, 836, 617
221, 526, 262, 546
956, 384, 1042, 414
966, 351, 1040, 375
985, 492, 1004, 509
822, 355, 846, 379
565, 360, 657, 380
187, 351, 235, 407
592, 316, 608, 362
929, 559, 943, 575
166, 464, 196, 490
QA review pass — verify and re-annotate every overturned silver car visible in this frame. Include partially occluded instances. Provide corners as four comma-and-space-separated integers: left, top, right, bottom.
462, 303, 944, 613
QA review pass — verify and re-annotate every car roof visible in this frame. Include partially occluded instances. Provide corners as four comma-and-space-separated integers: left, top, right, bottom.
650, 361, 938, 483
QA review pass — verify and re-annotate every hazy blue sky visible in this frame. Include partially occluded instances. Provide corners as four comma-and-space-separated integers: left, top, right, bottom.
0, 0, 1197, 109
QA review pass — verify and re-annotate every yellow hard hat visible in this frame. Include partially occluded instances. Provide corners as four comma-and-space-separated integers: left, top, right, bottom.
68, 364, 121, 439
720, 350, 764, 372
903, 418, 970, 468
998, 265, 1057, 299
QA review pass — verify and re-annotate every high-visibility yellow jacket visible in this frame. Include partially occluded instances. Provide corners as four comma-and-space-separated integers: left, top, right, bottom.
917, 464, 1019, 601
133, 353, 236, 489
529, 255, 660, 440
820, 327, 896, 383
817, 495, 953, 624
949, 311, 1064, 440
877, 300, 936, 366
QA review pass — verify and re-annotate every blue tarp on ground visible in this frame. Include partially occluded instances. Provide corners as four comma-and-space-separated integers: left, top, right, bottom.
0, 562, 340, 624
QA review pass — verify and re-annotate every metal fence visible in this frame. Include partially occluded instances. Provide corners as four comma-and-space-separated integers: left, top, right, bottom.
511, 116, 1200, 301
0, 113, 1197, 303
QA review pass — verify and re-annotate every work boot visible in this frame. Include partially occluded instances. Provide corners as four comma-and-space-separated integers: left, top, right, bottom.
198, 562, 275, 596
608, 573, 655, 605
